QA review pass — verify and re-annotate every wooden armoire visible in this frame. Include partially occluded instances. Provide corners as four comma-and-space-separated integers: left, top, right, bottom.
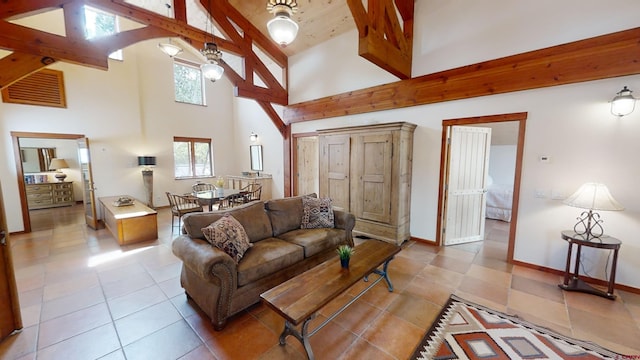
318, 122, 416, 245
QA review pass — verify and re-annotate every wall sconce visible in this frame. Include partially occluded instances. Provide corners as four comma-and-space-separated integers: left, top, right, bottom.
137, 156, 156, 208
563, 182, 624, 239
250, 132, 258, 142
266, 0, 299, 46
610, 86, 636, 117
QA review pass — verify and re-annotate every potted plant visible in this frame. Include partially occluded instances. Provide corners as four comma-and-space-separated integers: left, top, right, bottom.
336, 245, 354, 269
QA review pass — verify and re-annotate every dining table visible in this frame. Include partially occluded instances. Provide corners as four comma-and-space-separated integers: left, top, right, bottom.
194, 188, 242, 211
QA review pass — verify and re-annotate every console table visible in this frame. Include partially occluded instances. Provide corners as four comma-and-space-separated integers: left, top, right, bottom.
261, 240, 400, 360
558, 230, 621, 300
99, 196, 157, 245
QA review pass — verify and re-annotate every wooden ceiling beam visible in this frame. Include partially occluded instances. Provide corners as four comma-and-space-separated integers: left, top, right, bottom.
0, 52, 55, 89
347, 0, 413, 79
0, 0, 74, 20
284, 27, 640, 123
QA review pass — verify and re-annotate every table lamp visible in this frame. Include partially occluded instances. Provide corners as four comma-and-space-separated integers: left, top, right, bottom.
563, 182, 624, 239
138, 156, 156, 208
48, 158, 69, 182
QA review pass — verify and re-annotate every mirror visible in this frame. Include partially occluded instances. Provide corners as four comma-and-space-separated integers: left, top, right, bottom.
21, 147, 56, 173
250, 145, 263, 172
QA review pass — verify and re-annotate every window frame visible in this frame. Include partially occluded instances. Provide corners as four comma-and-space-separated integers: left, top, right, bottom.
173, 58, 206, 106
173, 136, 214, 180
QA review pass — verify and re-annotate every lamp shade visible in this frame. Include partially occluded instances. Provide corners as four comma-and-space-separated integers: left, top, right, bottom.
267, 14, 299, 46
611, 86, 636, 116
157, 41, 183, 57
563, 183, 624, 211
201, 62, 224, 82
137, 156, 157, 166
48, 158, 69, 170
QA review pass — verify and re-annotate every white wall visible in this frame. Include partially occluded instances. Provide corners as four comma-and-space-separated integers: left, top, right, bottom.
489, 145, 517, 186
288, 1, 640, 289
0, 38, 238, 231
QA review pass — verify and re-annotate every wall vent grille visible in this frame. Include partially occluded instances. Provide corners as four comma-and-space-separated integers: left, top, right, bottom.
2, 69, 66, 108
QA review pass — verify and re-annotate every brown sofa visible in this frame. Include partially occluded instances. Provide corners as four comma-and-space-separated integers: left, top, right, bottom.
171, 194, 355, 330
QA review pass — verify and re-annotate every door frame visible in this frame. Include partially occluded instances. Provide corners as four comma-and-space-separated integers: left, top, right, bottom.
11, 131, 85, 233
436, 112, 527, 262
291, 131, 319, 196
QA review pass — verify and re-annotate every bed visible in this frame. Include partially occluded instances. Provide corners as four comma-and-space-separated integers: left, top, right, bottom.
485, 183, 514, 222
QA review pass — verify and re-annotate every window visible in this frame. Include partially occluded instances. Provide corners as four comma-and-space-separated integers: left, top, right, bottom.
84, 5, 123, 61
174, 60, 205, 105
173, 137, 213, 178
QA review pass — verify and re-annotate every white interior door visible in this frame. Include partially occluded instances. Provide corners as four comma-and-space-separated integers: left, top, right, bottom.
443, 126, 492, 245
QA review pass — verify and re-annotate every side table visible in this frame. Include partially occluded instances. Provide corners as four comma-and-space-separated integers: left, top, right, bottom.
558, 230, 621, 300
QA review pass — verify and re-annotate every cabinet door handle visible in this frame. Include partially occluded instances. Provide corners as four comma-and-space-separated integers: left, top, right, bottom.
0, 230, 6, 246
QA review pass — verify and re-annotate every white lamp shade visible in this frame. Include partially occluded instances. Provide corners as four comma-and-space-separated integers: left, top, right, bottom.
611, 86, 636, 116
48, 158, 69, 170
157, 41, 183, 57
563, 182, 624, 211
267, 15, 299, 46
201, 62, 224, 82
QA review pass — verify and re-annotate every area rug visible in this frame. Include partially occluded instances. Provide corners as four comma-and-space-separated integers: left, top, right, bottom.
410, 294, 623, 360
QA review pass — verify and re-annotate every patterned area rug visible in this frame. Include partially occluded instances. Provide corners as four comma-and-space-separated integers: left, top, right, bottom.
410, 295, 623, 360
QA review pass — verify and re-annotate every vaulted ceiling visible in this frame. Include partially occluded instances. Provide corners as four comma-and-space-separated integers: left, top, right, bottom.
0, 0, 414, 136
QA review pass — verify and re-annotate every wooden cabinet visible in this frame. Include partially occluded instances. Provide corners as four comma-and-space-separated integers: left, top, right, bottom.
225, 174, 272, 201
26, 182, 74, 209
319, 122, 416, 245
99, 196, 158, 245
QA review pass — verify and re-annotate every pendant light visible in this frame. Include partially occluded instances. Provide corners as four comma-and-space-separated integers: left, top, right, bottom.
158, 3, 183, 57
266, 0, 299, 47
200, 0, 224, 82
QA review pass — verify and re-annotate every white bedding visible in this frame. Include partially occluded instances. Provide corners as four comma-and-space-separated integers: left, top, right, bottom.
486, 183, 513, 222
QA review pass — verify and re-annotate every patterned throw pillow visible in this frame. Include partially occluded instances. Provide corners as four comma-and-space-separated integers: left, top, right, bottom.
201, 214, 252, 263
301, 196, 335, 229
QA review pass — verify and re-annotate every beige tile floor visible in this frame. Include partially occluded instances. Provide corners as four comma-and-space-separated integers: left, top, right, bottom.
1, 204, 639, 359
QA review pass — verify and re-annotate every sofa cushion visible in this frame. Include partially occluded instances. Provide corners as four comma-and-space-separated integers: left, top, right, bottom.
265, 193, 317, 237
236, 238, 304, 287
183, 201, 272, 243
301, 197, 334, 229
202, 214, 252, 263
277, 228, 347, 258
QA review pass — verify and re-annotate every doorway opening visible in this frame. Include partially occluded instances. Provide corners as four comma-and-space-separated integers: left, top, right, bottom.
10, 132, 89, 233
437, 112, 527, 262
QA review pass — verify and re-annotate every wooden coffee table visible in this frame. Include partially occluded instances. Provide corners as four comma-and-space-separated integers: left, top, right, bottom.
260, 240, 400, 360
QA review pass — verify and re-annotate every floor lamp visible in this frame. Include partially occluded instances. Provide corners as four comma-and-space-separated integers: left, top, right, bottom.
138, 156, 156, 208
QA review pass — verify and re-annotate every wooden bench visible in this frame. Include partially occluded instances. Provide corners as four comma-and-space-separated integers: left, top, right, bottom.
99, 196, 157, 245
260, 240, 400, 360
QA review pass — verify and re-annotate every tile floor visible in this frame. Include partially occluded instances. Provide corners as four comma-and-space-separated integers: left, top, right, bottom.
1, 204, 639, 359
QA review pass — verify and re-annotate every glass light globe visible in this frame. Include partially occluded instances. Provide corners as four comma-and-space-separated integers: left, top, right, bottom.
201, 62, 224, 82
267, 14, 299, 46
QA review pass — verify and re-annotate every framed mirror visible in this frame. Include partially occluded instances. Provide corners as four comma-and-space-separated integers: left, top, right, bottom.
250, 145, 263, 171
21, 147, 56, 173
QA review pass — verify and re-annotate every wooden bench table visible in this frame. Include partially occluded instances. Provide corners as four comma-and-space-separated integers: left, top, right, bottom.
99, 196, 158, 245
260, 240, 400, 360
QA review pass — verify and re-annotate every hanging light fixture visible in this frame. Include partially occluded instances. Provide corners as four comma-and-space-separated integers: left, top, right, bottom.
158, 3, 183, 57
610, 86, 636, 117
200, 0, 224, 82
266, 0, 299, 47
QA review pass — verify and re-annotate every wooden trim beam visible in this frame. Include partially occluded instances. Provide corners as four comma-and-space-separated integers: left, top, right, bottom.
284, 27, 640, 123
0, 52, 55, 89
347, 0, 413, 79
256, 101, 287, 137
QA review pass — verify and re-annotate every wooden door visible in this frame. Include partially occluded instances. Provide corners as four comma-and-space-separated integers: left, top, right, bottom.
352, 132, 392, 223
77, 138, 99, 229
443, 126, 492, 245
0, 181, 22, 340
295, 136, 319, 196
319, 134, 350, 211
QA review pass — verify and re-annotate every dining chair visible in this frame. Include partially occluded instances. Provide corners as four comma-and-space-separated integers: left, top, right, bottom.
240, 183, 262, 203
192, 183, 216, 207
166, 192, 203, 234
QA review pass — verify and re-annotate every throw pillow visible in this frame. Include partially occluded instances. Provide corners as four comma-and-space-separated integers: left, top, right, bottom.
301, 196, 335, 229
201, 214, 252, 263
